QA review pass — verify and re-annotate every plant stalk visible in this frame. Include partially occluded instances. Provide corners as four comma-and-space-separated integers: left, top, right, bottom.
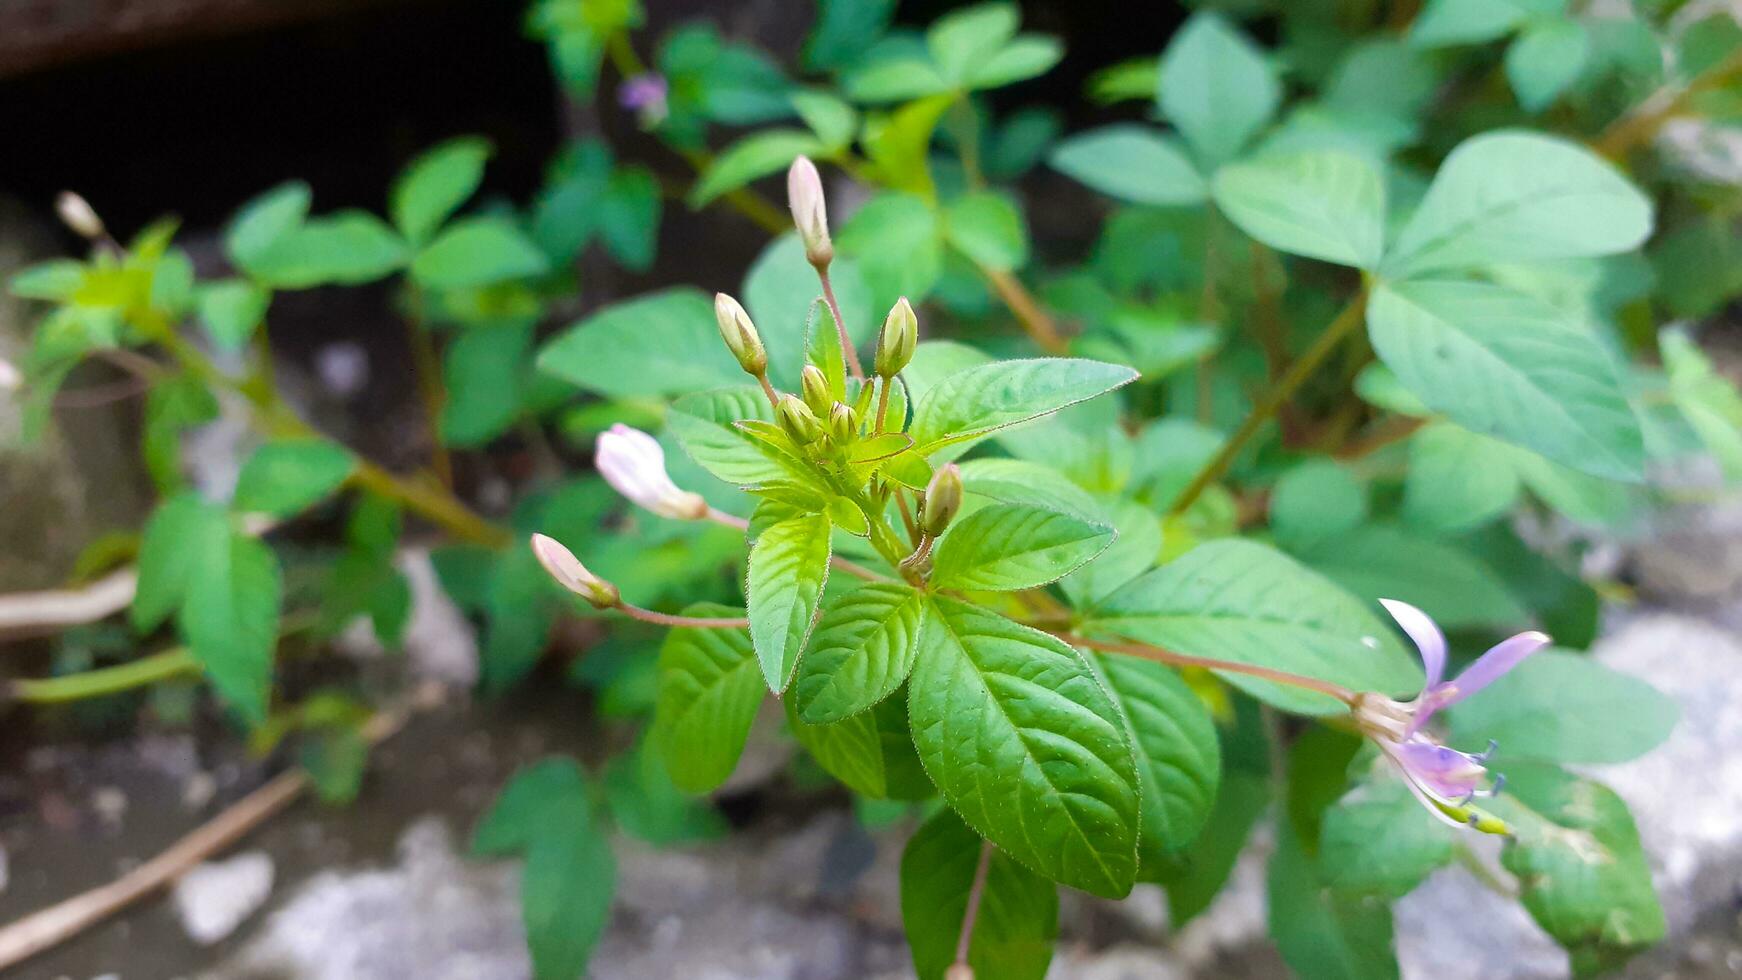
1052, 631, 1358, 705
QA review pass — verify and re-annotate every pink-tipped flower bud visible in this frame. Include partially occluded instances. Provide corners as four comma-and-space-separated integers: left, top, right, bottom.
921, 463, 963, 537
787, 156, 833, 269
714, 292, 768, 377
56, 191, 104, 240
530, 533, 619, 609
595, 424, 708, 520
875, 297, 918, 378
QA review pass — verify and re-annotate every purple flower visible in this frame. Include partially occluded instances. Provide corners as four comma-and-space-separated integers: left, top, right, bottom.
1353, 599, 1551, 832
618, 73, 668, 128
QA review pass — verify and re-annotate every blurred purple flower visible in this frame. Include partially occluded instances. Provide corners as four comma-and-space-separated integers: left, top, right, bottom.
619, 73, 668, 128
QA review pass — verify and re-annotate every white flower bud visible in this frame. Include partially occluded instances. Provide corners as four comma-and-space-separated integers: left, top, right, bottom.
56, 191, 105, 240
875, 297, 918, 378
530, 533, 619, 609
787, 156, 833, 268
595, 424, 709, 520
714, 292, 768, 376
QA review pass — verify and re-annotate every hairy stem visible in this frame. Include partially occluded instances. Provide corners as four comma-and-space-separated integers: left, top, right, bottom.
954, 839, 995, 967
1052, 631, 1358, 706
1168, 290, 1368, 516
619, 602, 749, 629
818, 269, 865, 378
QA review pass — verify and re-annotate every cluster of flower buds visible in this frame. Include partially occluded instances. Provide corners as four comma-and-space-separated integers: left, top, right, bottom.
787, 156, 833, 270
595, 424, 710, 521
530, 533, 619, 609
713, 293, 768, 379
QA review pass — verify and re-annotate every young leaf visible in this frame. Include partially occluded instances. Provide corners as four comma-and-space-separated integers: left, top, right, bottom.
1383, 131, 1652, 278
1366, 279, 1646, 482
900, 808, 1059, 980
225, 182, 312, 272
232, 439, 356, 518
1268, 819, 1401, 980
1211, 150, 1386, 269
1047, 124, 1206, 206
908, 596, 1141, 898
1506, 19, 1590, 113
908, 358, 1138, 458
1446, 650, 1677, 764
792, 583, 928, 724
537, 289, 741, 398
690, 130, 825, 206
943, 192, 1029, 272
1489, 766, 1665, 975
1319, 771, 1455, 899
410, 216, 549, 290
652, 607, 762, 794
180, 521, 282, 724
391, 136, 491, 245
1096, 654, 1220, 857
1083, 540, 1421, 715
133, 492, 222, 633
747, 513, 832, 692
929, 502, 1113, 592
196, 279, 271, 352
668, 387, 799, 486
1157, 12, 1280, 166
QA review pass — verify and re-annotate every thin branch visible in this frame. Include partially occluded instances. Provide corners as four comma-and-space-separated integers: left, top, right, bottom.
976, 263, 1067, 354
1052, 631, 1358, 706
0, 568, 136, 641
6, 648, 197, 704
953, 839, 995, 968
818, 270, 864, 378
619, 602, 749, 630
0, 683, 442, 973
1168, 290, 1368, 516
1595, 45, 1742, 160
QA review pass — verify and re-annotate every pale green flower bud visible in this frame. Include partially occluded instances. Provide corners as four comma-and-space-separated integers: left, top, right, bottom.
776, 394, 823, 444
875, 297, 918, 379
714, 292, 767, 377
530, 533, 619, 609
787, 156, 833, 268
828, 401, 856, 443
921, 463, 963, 537
800, 364, 832, 416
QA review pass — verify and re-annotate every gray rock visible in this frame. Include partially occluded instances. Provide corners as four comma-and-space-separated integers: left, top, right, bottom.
174, 851, 275, 945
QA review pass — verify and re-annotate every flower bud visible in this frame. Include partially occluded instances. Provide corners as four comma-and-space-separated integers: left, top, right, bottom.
776, 394, 824, 444
875, 297, 918, 378
56, 191, 105, 240
714, 292, 768, 377
800, 364, 832, 416
787, 156, 833, 268
921, 463, 963, 537
828, 401, 857, 443
530, 533, 619, 609
595, 423, 709, 520
945, 966, 974, 980
0, 357, 21, 391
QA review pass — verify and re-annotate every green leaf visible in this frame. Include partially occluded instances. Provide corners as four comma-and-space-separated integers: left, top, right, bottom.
1268, 819, 1401, 980
785, 693, 928, 799
1149, 771, 1268, 914
133, 492, 221, 633
1269, 460, 1367, 550
302, 728, 368, 804
1447, 650, 1676, 764
9, 260, 86, 301
792, 91, 858, 149
1366, 280, 1646, 482
667, 387, 804, 486
598, 167, 661, 271
900, 808, 1058, 980
862, 94, 953, 196
1060, 498, 1161, 607
1402, 423, 1522, 532
968, 35, 1063, 90
835, 192, 943, 309
391, 136, 491, 244
691, 130, 823, 208
232, 439, 356, 518
602, 736, 726, 845
1410, 0, 1533, 47
1096, 654, 1220, 857
1084, 540, 1422, 715
803, 0, 895, 71
522, 794, 614, 980
747, 513, 832, 692
1383, 131, 1652, 278
743, 233, 876, 388
793, 583, 927, 724
943, 192, 1029, 272
1212, 151, 1386, 269
537, 289, 741, 398
1320, 772, 1454, 899
1662, 328, 1742, 480
242, 211, 409, 289
926, 2, 1018, 83
181, 521, 282, 724
195, 279, 271, 352
1158, 12, 1280, 166
473, 758, 589, 855
142, 374, 219, 492
652, 606, 762, 793
480, 547, 558, 694
908, 358, 1138, 458
410, 216, 549, 290
1047, 124, 1206, 206
908, 596, 1141, 897
226, 182, 311, 272
441, 323, 534, 447
1507, 19, 1590, 112
1489, 766, 1665, 975
930, 503, 1113, 591
1296, 524, 1528, 630
844, 51, 951, 103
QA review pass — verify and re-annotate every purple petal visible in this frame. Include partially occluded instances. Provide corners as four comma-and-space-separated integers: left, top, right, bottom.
1393, 739, 1487, 800
1379, 598, 1446, 690
1445, 630, 1551, 707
